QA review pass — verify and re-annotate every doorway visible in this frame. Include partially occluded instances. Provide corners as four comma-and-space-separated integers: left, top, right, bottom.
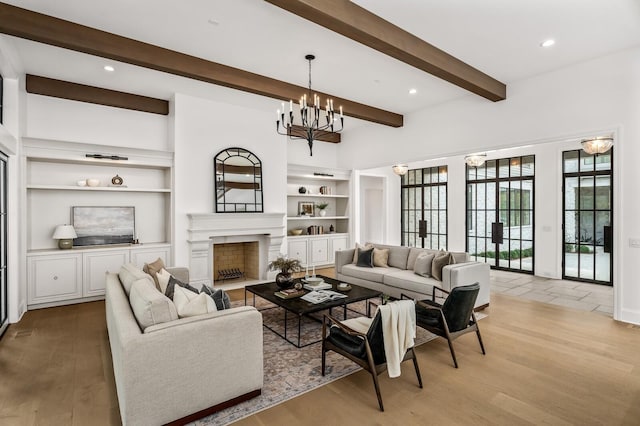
466, 156, 535, 273
562, 149, 613, 285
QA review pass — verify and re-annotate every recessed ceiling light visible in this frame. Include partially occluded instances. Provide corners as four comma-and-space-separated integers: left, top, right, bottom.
409, 88, 417, 95
103, 65, 115, 72
540, 39, 555, 48
207, 18, 220, 26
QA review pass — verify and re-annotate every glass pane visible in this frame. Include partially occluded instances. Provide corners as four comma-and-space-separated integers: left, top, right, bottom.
498, 240, 509, 267
510, 181, 521, 209
475, 163, 486, 180
522, 155, 535, 176
510, 157, 521, 178
579, 176, 594, 209
409, 188, 415, 209
564, 252, 579, 278
579, 250, 595, 280
563, 150, 579, 173
477, 210, 486, 238
487, 210, 496, 239
431, 211, 439, 236
580, 152, 595, 172
510, 239, 521, 269
595, 211, 610, 246
565, 177, 578, 210
439, 211, 447, 235
485, 160, 496, 179
440, 236, 447, 250
402, 188, 408, 209
416, 188, 422, 210
564, 212, 578, 244
424, 169, 431, 184
477, 183, 486, 211
439, 186, 446, 209
595, 247, 611, 282
408, 169, 415, 185
467, 165, 476, 181
595, 176, 611, 209
415, 169, 423, 185
579, 211, 594, 244
431, 235, 439, 249
499, 158, 510, 178
487, 182, 496, 210
596, 152, 612, 172
408, 210, 416, 231
432, 168, 440, 184
439, 166, 448, 182
466, 185, 473, 210
424, 187, 432, 209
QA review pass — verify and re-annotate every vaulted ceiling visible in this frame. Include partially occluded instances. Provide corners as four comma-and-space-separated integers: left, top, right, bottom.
1, 0, 639, 129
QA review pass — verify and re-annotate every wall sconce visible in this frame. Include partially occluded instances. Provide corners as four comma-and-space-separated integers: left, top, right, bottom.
464, 153, 487, 167
581, 137, 613, 155
392, 164, 408, 176
52, 224, 77, 249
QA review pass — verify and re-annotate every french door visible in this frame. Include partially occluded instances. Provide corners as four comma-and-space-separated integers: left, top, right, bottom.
401, 166, 448, 249
562, 149, 613, 285
0, 152, 7, 338
466, 156, 535, 273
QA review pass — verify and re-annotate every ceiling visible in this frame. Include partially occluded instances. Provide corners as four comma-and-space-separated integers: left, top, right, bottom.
2, 0, 640, 124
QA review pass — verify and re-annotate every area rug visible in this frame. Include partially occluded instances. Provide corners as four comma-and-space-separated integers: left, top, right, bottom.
192, 299, 438, 425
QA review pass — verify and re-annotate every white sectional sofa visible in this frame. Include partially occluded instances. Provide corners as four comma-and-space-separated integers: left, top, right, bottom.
335, 244, 490, 309
105, 264, 263, 425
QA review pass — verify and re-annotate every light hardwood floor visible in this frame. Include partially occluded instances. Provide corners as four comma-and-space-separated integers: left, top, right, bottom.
1, 269, 639, 425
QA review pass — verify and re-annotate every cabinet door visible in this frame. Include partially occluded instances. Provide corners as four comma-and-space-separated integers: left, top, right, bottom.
131, 246, 171, 268
288, 240, 308, 265
83, 250, 129, 297
28, 254, 82, 305
310, 238, 329, 265
330, 236, 349, 263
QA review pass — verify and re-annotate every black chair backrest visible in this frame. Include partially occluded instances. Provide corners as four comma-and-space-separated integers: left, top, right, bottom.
366, 311, 386, 365
441, 283, 480, 332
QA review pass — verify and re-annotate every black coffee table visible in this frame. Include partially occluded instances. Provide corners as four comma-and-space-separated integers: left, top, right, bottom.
244, 275, 382, 348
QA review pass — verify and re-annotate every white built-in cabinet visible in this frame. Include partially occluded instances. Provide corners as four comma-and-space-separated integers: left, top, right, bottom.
286, 164, 351, 267
22, 138, 173, 309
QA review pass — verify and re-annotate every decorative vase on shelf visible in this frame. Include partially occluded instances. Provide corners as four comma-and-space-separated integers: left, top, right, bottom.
298, 186, 307, 194
318, 209, 326, 217
275, 272, 294, 289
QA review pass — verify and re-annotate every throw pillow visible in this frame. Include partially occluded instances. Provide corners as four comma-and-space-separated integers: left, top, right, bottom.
201, 285, 232, 310
118, 263, 154, 296
143, 258, 165, 291
129, 278, 178, 330
414, 253, 436, 277
352, 243, 373, 264
356, 247, 375, 268
156, 268, 172, 294
431, 252, 456, 281
173, 285, 217, 318
372, 248, 390, 267
164, 275, 199, 300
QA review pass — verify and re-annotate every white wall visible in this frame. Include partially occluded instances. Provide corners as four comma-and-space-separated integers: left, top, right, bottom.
349, 47, 640, 324
172, 93, 286, 266
25, 94, 169, 151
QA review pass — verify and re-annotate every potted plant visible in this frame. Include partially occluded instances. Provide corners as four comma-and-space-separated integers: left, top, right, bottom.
315, 202, 329, 217
268, 255, 302, 289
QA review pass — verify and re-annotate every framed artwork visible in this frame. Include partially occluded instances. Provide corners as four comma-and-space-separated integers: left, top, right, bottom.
298, 201, 315, 216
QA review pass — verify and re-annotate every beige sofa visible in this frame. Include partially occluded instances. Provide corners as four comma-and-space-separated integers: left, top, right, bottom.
105, 265, 263, 425
336, 244, 490, 309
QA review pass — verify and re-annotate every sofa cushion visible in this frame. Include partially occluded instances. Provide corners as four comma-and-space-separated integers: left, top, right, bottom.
118, 263, 154, 296
352, 243, 373, 263
372, 248, 389, 267
156, 268, 172, 293
414, 253, 436, 277
173, 285, 217, 318
201, 285, 232, 310
450, 252, 470, 263
165, 275, 199, 300
407, 248, 433, 270
357, 247, 375, 267
383, 270, 441, 296
129, 278, 178, 330
143, 258, 165, 291
432, 252, 456, 281
341, 264, 399, 283
369, 244, 411, 270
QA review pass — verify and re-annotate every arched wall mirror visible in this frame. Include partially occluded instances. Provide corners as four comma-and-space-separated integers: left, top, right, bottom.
214, 148, 263, 213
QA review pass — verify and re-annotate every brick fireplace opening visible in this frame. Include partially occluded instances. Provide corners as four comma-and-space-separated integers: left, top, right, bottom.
213, 242, 259, 286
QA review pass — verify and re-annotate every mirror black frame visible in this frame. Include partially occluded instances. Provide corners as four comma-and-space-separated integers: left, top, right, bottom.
214, 147, 263, 213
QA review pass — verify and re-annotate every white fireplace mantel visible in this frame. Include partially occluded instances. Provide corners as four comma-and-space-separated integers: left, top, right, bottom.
186, 213, 286, 286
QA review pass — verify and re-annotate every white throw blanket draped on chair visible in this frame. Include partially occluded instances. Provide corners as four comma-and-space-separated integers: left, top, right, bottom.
379, 300, 416, 378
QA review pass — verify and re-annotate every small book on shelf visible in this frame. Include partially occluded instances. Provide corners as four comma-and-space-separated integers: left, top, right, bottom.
274, 288, 306, 299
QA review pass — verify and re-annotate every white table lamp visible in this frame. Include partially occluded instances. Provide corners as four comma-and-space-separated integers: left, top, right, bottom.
52, 225, 77, 249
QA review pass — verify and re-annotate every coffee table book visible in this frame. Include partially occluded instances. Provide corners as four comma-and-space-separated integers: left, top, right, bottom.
274, 288, 306, 299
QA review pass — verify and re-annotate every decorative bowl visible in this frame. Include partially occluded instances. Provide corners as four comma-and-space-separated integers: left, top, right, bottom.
86, 178, 100, 187
290, 228, 303, 236
305, 277, 324, 285
76, 180, 87, 187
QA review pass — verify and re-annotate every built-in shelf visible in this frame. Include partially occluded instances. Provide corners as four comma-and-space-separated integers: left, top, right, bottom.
288, 216, 349, 221
288, 232, 348, 239
27, 184, 171, 193
287, 173, 350, 182
287, 194, 348, 198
